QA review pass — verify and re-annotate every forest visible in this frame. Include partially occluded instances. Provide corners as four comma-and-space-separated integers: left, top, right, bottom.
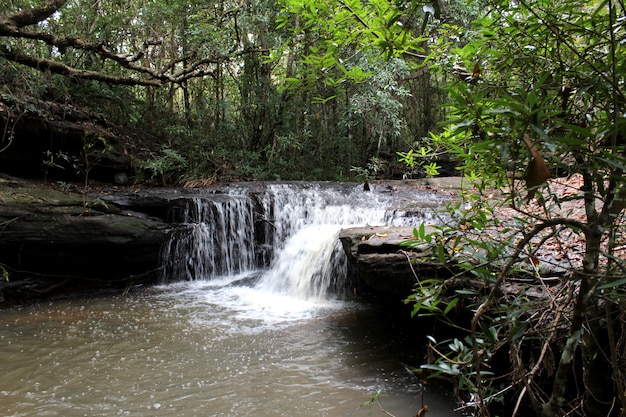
0, 0, 450, 183
1, 1, 626, 417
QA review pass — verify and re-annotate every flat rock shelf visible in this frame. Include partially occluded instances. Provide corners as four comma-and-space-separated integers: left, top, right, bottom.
339, 226, 456, 297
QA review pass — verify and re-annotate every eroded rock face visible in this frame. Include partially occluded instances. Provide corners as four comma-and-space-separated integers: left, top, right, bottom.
0, 94, 162, 183
0, 178, 176, 304
339, 226, 455, 297
0, 178, 279, 305
0, 176, 460, 305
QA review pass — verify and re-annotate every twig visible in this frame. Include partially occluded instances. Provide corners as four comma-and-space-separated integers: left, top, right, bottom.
454, 384, 515, 412
470, 218, 590, 415
399, 249, 421, 285
0, 215, 26, 230
428, 341, 473, 365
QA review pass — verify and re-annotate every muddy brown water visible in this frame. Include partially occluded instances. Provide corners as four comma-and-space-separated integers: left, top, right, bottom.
1, 181, 463, 416
0, 280, 461, 417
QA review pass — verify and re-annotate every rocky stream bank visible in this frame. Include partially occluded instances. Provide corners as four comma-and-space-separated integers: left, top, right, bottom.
0, 175, 466, 306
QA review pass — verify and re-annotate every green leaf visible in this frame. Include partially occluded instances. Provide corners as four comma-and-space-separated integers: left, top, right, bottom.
311, 95, 337, 104
437, 243, 446, 263
421, 363, 461, 376
444, 297, 459, 315
598, 278, 626, 290
510, 322, 528, 342
484, 108, 519, 116
455, 289, 478, 295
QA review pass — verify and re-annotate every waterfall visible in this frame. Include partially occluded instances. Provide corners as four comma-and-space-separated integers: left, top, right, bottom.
256, 224, 347, 301
160, 183, 445, 300
160, 195, 256, 281
254, 184, 395, 300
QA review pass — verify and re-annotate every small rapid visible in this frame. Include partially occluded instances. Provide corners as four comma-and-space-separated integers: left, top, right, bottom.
159, 182, 448, 301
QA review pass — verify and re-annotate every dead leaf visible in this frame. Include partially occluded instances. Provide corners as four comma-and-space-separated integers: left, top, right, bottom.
522, 134, 550, 203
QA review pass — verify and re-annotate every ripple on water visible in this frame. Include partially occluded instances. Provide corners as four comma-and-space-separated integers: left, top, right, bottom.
0, 283, 460, 417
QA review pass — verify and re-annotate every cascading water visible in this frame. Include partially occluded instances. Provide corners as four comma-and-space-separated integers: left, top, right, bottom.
159, 195, 256, 281
256, 224, 347, 301
160, 182, 447, 301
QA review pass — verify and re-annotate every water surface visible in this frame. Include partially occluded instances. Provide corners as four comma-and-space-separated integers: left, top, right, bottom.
1, 182, 459, 416
1, 279, 459, 417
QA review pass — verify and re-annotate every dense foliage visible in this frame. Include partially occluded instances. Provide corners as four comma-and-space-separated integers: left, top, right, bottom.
401, 1, 626, 416
0, 0, 445, 182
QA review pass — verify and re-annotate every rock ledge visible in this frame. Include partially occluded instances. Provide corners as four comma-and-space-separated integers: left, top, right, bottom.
339, 226, 457, 297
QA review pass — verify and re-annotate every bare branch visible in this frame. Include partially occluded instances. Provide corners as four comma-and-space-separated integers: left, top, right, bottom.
470, 216, 592, 414
0, 46, 161, 87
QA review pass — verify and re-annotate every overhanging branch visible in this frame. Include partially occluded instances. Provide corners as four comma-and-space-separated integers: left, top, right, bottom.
0, 0, 68, 29
0, 0, 257, 87
0, 46, 161, 87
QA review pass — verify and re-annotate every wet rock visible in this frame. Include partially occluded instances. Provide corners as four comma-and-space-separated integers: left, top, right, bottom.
0, 178, 175, 304
114, 172, 129, 185
338, 226, 456, 297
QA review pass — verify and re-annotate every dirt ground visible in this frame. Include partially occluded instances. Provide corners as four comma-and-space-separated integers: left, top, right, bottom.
454, 173, 625, 277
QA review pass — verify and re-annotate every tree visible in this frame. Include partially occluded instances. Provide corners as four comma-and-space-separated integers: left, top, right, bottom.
0, 0, 286, 182
0, 0, 450, 181
0, 0, 259, 86
401, 0, 626, 416
268, 0, 444, 179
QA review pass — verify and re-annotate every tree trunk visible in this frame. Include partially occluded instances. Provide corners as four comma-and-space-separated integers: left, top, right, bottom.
581, 230, 620, 417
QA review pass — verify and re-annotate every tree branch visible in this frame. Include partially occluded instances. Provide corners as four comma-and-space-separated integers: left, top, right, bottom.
0, 46, 161, 87
516, 0, 626, 104
0, 0, 68, 30
0, 0, 260, 87
470, 217, 591, 414
601, 179, 626, 227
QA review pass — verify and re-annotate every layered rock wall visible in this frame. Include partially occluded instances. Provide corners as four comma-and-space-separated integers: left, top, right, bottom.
0, 177, 176, 303
339, 226, 456, 298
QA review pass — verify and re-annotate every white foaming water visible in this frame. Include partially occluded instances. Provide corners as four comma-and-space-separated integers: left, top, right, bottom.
256, 224, 345, 301
258, 183, 392, 248
157, 277, 344, 332
160, 183, 446, 308
254, 184, 402, 301
160, 195, 256, 281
